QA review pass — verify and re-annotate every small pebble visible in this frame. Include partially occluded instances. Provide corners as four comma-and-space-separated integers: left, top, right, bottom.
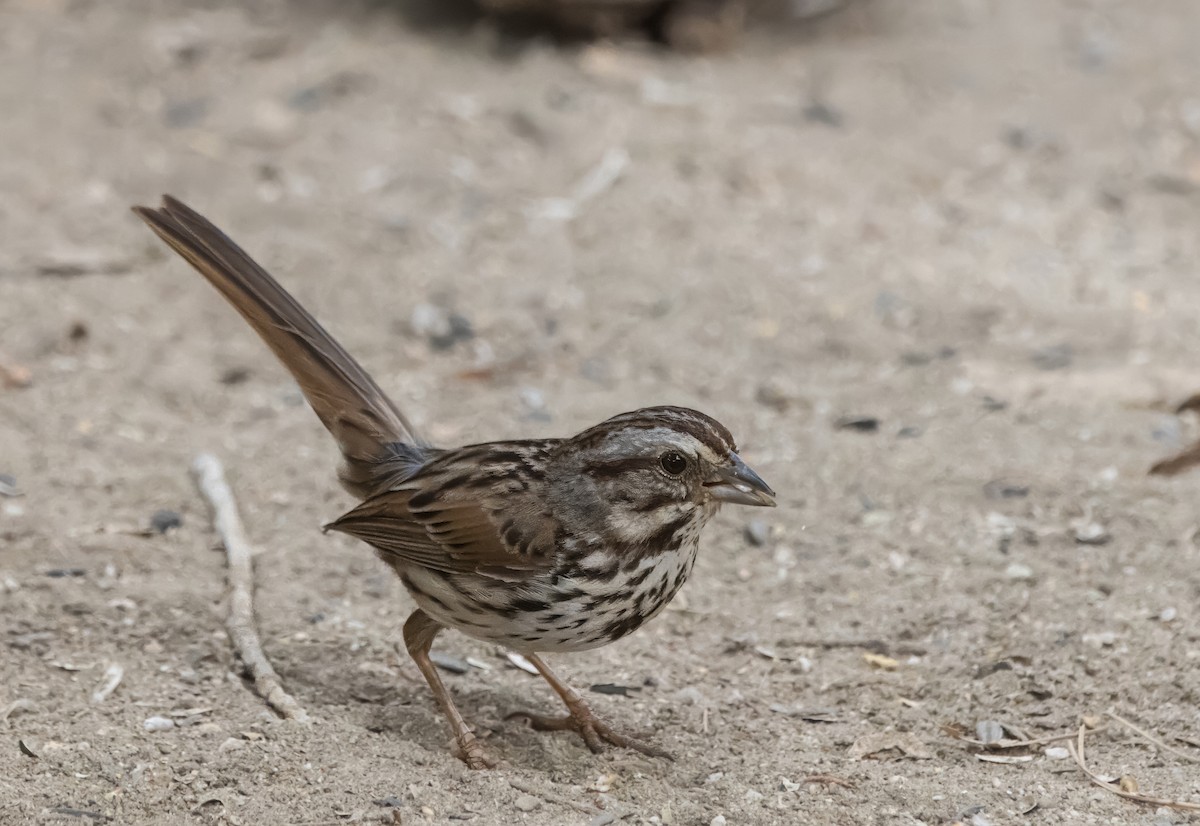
755, 381, 793, 412
430, 652, 470, 674
743, 519, 771, 547
220, 366, 251, 385
710, 816, 727, 826
432, 313, 473, 351
1159, 606, 1177, 622
1073, 522, 1110, 545
46, 568, 87, 578
0, 474, 21, 497
1151, 809, 1180, 826
983, 480, 1029, 499
1031, 343, 1072, 370
409, 302, 446, 337
518, 386, 546, 412
1004, 562, 1035, 581
143, 715, 176, 732
835, 415, 879, 433
1083, 630, 1117, 647
150, 509, 183, 533
589, 683, 639, 697
1044, 746, 1070, 760
409, 303, 474, 350
514, 794, 541, 812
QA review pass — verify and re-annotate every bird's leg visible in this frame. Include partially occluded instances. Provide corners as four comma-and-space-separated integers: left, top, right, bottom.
402, 609, 495, 769
506, 653, 673, 760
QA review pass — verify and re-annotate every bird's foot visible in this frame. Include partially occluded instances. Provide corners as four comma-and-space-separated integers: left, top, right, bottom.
507, 705, 673, 760
452, 732, 497, 770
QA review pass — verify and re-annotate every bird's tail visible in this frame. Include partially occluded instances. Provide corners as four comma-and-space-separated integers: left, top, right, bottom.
133, 195, 426, 497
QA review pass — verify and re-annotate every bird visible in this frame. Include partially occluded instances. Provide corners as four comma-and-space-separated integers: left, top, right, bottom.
132, 195, 776, 769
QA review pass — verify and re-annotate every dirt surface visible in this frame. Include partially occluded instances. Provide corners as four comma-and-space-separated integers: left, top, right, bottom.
3, 1, 1200, 824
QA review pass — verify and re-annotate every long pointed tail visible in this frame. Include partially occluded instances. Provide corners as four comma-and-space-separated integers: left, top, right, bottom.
133, 195, 426, 497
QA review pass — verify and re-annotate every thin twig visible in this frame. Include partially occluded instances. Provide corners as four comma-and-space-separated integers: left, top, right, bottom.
801, 774, 856, 789
192, 453, 309, 723
1107, 711, 1200, 764
1068, 724, 1200, 812
959, 726, 1109, 750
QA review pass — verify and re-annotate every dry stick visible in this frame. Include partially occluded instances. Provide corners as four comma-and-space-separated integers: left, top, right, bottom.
801, 774, 857, 789
191, 453, 310, 723
960, 726, 1109, 750
1107, 711, 1200, 764
1067, 724, 1200, 812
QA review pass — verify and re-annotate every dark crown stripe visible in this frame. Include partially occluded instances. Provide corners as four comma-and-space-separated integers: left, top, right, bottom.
571, 406, 736, 456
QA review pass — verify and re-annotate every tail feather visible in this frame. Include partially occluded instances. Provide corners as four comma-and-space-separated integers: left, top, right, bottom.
133, 195, 426, 496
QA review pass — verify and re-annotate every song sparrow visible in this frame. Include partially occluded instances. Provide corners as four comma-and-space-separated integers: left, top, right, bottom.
133, 196, 776, 769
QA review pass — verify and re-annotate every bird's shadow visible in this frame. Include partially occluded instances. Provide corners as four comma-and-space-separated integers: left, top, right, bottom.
273, 642, 671, 767
291, 0, 598, 58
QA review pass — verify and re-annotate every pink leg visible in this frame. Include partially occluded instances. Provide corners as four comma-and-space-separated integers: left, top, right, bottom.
402, 610, 495, 769
507, 653, 673, 760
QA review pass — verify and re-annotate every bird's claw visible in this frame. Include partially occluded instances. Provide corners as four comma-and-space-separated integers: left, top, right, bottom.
506, 709, 673, 760
453, 735, 497, 770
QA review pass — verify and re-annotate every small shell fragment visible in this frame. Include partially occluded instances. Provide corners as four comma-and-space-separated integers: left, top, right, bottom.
505, 652, 538, 675
142, 715, 176, 732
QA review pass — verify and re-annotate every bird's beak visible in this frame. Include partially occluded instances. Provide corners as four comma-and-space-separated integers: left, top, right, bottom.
705, 453, 776, 507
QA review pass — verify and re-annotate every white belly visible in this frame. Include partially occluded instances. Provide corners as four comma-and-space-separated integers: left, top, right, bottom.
401, 543, 700, 654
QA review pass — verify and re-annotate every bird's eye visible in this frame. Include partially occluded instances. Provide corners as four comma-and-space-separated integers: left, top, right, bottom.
660, 451, 688, 475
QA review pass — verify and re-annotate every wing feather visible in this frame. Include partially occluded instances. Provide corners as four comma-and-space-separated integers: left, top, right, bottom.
324, 442, 561, 581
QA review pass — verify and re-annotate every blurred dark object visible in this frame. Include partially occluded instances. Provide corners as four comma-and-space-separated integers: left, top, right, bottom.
149, 509, 184, 534
1147, 391, 1200, 476
1151, 441, 1200, 477
475, 0, 848, 52
834, 414, 879, 433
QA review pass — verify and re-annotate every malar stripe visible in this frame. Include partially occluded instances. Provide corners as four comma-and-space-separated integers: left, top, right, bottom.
638, 512, 693, 555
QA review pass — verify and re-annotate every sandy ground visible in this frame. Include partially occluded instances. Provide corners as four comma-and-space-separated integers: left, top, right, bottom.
3, 1, 1200, 823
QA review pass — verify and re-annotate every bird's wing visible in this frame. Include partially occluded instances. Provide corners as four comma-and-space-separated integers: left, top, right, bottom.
325, 441, 562, 581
